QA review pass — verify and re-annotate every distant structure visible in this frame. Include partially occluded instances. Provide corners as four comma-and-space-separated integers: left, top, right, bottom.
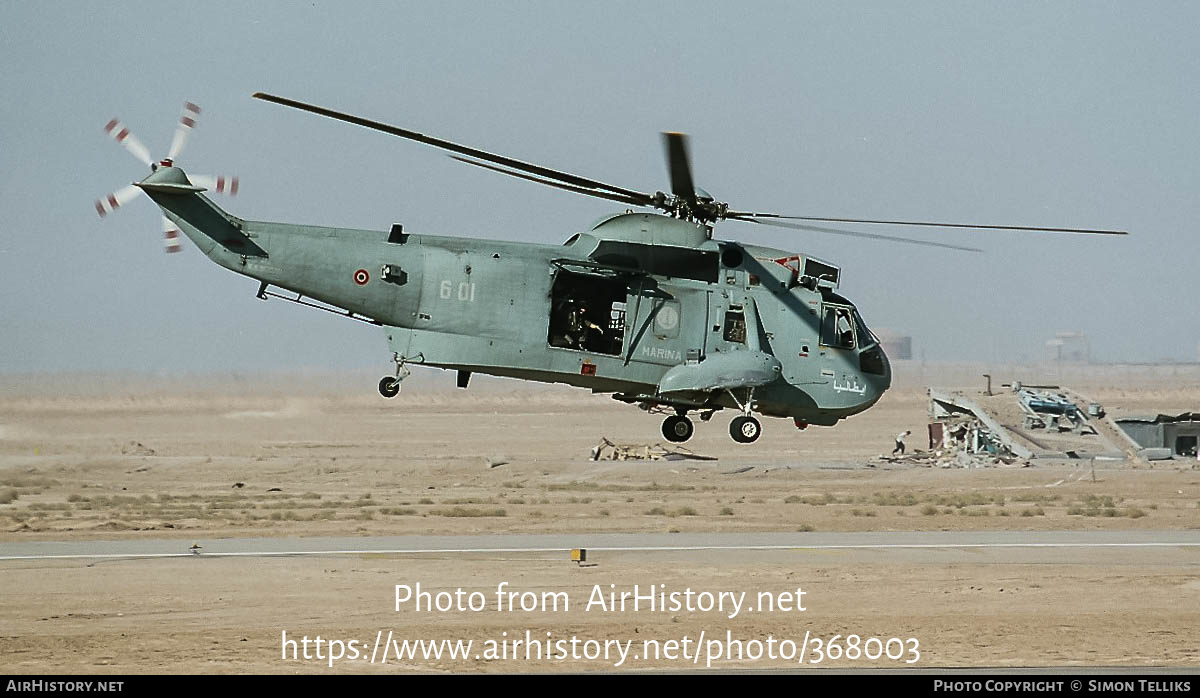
874, 329, 912, 360
1046, 331, 1090, 364
1115, 413, 1200, 460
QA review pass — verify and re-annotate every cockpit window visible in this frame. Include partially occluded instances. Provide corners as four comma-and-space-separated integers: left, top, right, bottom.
853, 310, 877, 348
820, 306, 855, 350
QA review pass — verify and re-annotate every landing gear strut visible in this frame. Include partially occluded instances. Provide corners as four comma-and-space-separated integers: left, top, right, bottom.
662, 415, 694, 443
378, 353, 412, 399
726, 387, 762, 443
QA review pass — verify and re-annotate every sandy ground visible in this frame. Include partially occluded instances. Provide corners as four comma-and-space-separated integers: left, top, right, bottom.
1, 366, 1198, 672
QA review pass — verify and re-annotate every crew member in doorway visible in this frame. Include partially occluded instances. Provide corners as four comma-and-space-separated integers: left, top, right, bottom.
566, 301, 604, 350
893, 430, 911, 456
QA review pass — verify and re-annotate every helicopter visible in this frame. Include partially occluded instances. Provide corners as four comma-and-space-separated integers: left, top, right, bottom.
95, 94, 1126, 444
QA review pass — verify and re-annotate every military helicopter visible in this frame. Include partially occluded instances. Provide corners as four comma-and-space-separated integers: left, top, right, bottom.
95, 95, 1126, 444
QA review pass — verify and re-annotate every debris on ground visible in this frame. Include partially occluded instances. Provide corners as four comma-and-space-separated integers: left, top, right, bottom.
120, 441, 155, 456
874, 448, 1030, 469
590, 437, 717, 462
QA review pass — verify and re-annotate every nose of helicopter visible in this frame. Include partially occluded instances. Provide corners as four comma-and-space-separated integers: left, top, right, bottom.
874, 344, 893, 392
859, 342, 892, 401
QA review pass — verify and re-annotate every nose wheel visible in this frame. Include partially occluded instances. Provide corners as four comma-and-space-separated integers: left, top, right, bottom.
730, 415, 762, 443
662, 415, 694, 443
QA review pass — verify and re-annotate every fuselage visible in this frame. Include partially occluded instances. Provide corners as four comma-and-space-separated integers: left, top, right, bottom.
144, 167, 890, 426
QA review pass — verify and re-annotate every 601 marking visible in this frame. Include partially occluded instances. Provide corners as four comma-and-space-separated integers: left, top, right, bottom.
439, 280, 476, 302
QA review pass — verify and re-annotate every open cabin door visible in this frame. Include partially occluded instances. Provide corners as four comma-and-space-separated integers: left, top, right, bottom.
546, 265, 627, 356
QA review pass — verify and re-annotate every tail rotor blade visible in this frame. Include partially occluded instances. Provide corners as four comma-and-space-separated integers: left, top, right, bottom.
162, 215, 183, 253
104, 119, 153, 167
167, 101, 202, 160
94, 183, 142, 218
190, 174, 239, 196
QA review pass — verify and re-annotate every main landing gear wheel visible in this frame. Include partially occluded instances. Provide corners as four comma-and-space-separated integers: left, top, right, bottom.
662, 415, 695, 443
730, 415, 761, 443
378, 376, 400, 398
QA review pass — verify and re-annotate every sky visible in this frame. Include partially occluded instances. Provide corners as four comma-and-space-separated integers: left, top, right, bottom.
1, 1, 1197, 374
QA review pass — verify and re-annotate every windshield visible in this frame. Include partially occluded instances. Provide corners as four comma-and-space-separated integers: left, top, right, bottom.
853, 309, 878, 348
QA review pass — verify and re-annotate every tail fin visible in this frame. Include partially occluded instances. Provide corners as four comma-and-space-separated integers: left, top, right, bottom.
136, 167, 266, 257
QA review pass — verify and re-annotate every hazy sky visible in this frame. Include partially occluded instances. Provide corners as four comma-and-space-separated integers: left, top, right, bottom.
2, 1, 1197, 374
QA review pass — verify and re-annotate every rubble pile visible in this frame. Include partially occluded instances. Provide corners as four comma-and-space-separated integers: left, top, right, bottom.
876, 418, 1030, 469
589, 437, 717, 462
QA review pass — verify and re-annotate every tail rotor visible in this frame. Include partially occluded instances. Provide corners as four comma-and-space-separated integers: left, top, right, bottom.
95, 101, 240, 253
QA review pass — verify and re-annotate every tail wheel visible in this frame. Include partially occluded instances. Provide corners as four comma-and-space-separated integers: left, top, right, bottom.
662, 415, 694, 443
378, 377, 400, 398
730, 415, 761, 443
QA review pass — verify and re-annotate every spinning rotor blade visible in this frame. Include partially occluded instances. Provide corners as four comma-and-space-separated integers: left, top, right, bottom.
727, 215, 984, 253
449, 156, 651, 207
103, 119, 153, 167
252, 92, 655, 206
662, 132, 696, 205
726, 212, 1128, 237
190, 174, 239, 196
94, 183, 142, 218
167, 101, 201, 160
161, 215, 183, 254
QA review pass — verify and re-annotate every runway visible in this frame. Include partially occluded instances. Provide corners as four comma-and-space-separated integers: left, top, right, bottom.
4, 529, 1197, 672
3, 530, 1197, 565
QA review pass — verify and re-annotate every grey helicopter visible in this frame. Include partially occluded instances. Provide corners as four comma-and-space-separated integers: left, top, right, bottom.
95, 94, 1126, 444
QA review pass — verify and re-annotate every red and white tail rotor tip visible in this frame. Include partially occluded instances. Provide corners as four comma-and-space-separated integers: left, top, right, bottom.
93, 183, 142, 218
103, 118, 153, 167
168, 101, 201, 161
161, 216, 183, 253
192, 174, 239, 196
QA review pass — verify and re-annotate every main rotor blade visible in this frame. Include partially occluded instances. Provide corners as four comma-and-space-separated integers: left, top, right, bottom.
167, 101, 201, 161
728, 215, 984, 253
726, 212, 1127, 236
449, 156, 651, 207
662, 132, 696, 205
253, 92, 655, 205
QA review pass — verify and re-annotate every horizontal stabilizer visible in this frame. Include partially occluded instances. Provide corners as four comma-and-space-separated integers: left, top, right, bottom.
135, 181, 206, 195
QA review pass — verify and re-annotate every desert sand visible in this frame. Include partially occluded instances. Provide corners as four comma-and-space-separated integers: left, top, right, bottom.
1, 365, 1198, 672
